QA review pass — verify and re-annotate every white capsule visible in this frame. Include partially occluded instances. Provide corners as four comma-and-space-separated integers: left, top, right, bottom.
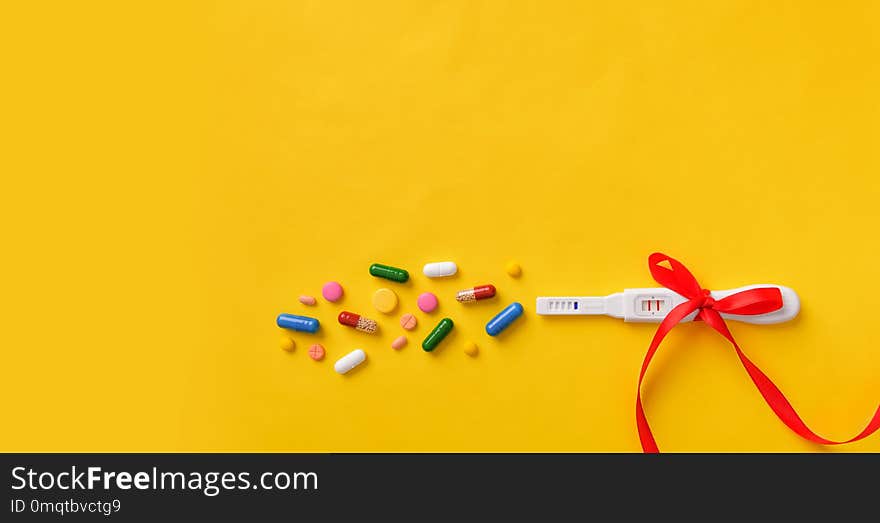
422, 261, 458, 278
334, 349, 366, 374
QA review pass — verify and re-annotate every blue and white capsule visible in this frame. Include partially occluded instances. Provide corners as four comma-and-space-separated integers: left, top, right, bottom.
485, 302, 523, 336
276, 313, 320, 333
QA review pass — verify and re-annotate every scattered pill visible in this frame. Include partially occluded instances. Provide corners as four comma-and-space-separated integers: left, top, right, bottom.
486, 302, 524, 336
422, 318, 454, 352
456, 284, 496, 303
338, 311, 378, 334
334, 349, 366, 374
463, 341, 479, 357
322, 281, 344, 302
391, 336, 408, 350
281, 336, 296, 352
505, 261, 522, 278
423, 261, 458, 278
276, 313, 320, 333
298, 295, 317, 306
417, 292, 439, 313
369, 263, 409, 283
308, 343, 325, 361
372, 288, 399, 314
399, 313, 418, 330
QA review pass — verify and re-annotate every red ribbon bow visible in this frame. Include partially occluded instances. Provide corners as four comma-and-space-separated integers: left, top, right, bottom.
637, 253, 880, 452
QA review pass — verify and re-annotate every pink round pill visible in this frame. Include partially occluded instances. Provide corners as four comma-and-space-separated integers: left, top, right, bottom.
322, 281, 344, 302
417, 292, 439, 313
391, 336, 407, 350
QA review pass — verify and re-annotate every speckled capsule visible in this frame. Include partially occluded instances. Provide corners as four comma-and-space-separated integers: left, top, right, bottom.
456, 284, 496, 303
338, 311, 378, 334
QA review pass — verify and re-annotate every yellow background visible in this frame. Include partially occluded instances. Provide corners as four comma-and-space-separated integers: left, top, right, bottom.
2, 1, 879, 452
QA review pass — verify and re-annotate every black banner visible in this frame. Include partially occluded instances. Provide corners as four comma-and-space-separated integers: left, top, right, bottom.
2, 453, 875, 520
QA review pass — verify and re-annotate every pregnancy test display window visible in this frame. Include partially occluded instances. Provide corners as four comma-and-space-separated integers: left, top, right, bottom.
636, 296, 668, 317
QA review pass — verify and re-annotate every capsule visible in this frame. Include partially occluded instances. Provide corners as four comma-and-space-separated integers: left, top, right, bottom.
369, 263, 409, 283
485, 302, 523, 336
422, 318, 454, 352
338, 311, 378, 334
276, 313, 320, 333
334, 349, 366, 374
456, 284, 496, 303
423, 261, 458, 278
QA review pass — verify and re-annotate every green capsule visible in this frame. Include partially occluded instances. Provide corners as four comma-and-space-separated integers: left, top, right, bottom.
369, 263, 409, 283
422, 318, 454, 352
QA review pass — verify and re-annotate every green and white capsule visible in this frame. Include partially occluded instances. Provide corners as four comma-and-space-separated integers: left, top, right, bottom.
422, 318, 454, 352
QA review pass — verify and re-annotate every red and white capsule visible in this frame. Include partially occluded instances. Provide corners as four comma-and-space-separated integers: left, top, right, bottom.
455, 284, 496, 303
338, 311, 378, 334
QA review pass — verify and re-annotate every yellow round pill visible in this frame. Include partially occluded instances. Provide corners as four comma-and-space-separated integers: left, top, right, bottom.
505, 261, 522, 278
463, 341, 479, 357
280, 336, 296, 352
372, 288, 399, 314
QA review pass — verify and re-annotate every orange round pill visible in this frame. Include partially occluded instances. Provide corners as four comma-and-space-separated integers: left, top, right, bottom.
400, 313, 418, 330
308, 344, 325, 361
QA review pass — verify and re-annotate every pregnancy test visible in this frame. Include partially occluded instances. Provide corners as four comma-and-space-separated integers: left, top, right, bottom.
536, 285, 800, 324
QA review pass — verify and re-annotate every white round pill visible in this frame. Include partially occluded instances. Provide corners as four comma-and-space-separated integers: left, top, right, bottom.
334, 349, 366, 375
423, 261, 458, 278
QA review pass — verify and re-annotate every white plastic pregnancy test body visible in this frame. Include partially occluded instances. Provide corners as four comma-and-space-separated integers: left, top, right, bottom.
536, 285, 800, 324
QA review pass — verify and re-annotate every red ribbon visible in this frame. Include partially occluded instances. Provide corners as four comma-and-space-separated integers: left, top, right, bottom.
637, 252, 880, 452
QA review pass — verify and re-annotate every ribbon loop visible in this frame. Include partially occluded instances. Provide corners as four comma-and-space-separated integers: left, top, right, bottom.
637, 253, 880, 452
648, 252, 703, 299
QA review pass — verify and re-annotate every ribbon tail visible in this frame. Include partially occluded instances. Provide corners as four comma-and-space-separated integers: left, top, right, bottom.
700, 307, 880, 446
637, 393, 658, 453
734, 345, 880, 446
637, 300, 699, 453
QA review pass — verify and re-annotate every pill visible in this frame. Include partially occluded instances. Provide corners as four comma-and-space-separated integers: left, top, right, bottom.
322, 281, 344, 302
422, 318, 454, 352
334, 349, 366, 374
338, 311, 378, 334
505, 261, 522, 278
423, 261, 458, 278
369, 263, 409, 283
391, 335, 407, 350
456, 284, 496, 303
399, 313, 418, 330
298, 295, 317, 306
463, 341, 479, 357
372, 288, 398, 314
485, 302, 524, 336
276, 313, 320, 333
417, 292, 439, 313
308, 343, 325, 361
281, 336, 296, 352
